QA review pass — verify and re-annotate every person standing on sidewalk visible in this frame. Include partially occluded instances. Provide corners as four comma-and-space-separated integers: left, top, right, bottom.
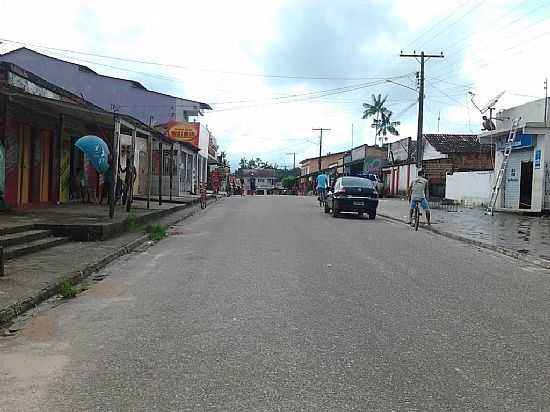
408, 169, 431, 225
249, 173, 256, 196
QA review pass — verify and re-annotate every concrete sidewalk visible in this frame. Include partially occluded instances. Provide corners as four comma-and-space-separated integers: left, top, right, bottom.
378, 198, 550, 267
0, 197, 221, 325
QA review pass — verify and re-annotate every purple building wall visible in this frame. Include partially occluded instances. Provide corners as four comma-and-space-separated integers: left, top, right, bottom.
0, 48, 209, 125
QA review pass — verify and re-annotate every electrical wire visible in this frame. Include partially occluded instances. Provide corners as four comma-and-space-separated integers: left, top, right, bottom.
0, 37, 405, 81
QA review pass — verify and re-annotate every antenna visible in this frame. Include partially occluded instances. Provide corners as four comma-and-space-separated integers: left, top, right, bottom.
480, 91, 505, 114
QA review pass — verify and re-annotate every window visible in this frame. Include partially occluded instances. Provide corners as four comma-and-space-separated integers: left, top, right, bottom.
162, 150, 177, 176
341, 177, 375, 188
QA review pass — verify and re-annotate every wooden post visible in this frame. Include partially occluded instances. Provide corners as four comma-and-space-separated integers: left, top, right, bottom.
126, 128, 136, 212
147, 116, 153, 209
169, 143, 174, 201
158, 141, 163, 205
110, 117, 121, 219
0, 246, 4, 277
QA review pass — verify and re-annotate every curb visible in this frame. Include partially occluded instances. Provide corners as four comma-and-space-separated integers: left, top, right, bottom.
0, 199, 216, 326
379, 212, 550, 270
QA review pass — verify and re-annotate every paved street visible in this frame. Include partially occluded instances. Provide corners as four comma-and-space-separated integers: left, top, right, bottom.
2, 196, 550, 411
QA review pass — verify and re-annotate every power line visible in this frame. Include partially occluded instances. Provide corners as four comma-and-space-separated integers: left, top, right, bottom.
208, 80, 389, 113
417, 0, 487, 49
0, 37, 406, 81
404, 0, 474, 49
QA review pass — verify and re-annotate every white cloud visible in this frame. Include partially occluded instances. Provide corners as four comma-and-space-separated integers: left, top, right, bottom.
1, 0, 549, 168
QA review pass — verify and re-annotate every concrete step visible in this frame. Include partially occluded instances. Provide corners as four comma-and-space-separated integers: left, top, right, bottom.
4, 237, 70, 260
0, 230, 52, 248
0, 224, 35, 236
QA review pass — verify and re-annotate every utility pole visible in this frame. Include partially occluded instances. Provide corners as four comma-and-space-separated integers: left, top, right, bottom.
400, 51, 444, 169
286, 152, 296, 170
544, 78, 548, 125
312, 127, 330, 173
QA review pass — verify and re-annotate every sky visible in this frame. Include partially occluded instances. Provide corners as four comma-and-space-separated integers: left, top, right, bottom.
1, 0, 549, 169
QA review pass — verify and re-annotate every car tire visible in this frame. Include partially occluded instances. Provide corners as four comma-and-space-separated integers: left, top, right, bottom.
369, 211, 376, 220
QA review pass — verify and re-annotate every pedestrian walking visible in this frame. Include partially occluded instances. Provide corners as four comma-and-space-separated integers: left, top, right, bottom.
240, 177, 245, 196
249, 173, 256, 196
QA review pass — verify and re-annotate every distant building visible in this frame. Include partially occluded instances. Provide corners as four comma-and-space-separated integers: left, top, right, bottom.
240, 169, 276, 195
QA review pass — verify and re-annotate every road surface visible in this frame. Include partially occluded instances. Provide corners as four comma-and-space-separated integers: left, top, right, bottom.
2, 196, 550, 411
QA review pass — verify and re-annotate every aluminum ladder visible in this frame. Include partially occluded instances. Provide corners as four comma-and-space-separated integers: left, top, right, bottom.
486, 117, 520, 215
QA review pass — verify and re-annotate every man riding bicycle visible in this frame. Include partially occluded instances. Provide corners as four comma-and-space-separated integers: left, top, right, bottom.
408, 169, 431, 225
316, 171, 329, 204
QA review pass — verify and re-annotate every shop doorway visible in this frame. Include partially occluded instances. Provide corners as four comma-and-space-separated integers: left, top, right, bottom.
138, 151, 147, 194
520, 160, 533, 209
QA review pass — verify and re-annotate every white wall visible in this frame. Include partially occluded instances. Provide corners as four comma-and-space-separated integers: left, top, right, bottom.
445, 171, 494, 206
497, 98, 546, 129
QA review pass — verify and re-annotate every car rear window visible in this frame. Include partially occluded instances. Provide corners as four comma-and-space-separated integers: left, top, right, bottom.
341, 177, 375, 188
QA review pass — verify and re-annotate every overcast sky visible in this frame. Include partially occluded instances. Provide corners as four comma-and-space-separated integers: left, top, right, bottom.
1, 0, 549, 169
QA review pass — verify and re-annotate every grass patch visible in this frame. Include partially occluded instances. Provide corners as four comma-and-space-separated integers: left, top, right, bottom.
146, 224, 168, 241
59, 279, 77, 299
127, 212, 144, 233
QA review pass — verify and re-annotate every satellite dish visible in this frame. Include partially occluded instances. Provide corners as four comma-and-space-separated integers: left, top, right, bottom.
480, 91, 505, 114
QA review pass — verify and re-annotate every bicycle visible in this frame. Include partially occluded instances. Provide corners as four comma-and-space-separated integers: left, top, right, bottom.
200, 186, 207, 209
318, 189, 327, 207
411, 199, 422, 231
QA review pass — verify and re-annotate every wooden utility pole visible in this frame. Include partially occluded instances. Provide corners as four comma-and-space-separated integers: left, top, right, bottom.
312, 127, 330, 173
286, 152, 296, 170
400, 51, 444, 169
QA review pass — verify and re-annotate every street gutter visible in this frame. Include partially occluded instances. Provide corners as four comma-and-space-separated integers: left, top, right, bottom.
378, 212, 550, 270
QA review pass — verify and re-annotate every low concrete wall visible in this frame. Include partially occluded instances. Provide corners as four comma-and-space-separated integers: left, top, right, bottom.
445, 171, 493, 206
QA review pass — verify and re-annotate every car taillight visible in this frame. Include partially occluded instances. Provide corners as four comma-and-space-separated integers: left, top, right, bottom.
335, 188, 346, 195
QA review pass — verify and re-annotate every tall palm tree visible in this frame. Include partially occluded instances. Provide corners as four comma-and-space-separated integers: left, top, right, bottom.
362, 94, 390, 146
371, 111, 400, 144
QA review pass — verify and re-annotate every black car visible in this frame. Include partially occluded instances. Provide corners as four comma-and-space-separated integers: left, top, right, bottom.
324, 176, 379, 219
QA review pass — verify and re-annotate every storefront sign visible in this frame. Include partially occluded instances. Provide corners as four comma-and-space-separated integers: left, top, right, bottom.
166, 121, 199, 147
535, 149, 541, 169
498, 133, 535, 151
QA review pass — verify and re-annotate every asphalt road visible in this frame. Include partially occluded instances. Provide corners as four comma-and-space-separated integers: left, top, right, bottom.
2, 196, 550, 411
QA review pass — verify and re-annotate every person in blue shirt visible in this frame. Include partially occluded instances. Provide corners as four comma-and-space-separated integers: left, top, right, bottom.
316, 171, 329, 203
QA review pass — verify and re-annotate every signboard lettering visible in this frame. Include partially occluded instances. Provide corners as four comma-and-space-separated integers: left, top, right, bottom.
535, 149, 541, 169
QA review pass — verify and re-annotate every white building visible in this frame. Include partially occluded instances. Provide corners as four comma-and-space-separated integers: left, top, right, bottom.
480, 98, 550, 212
240, 169, 276, 195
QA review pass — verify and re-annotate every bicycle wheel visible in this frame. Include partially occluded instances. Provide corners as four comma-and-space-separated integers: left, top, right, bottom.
414, 206, 420, 231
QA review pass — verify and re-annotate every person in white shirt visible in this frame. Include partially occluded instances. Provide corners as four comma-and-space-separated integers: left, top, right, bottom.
408, 169, 431, 225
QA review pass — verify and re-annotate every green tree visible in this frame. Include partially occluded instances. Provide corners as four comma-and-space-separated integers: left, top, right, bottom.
239, 157, 248, 169
371, 111, 400, 144
362, 94, 390, 146
218, 151, 228, 167
281, 176, 296, 189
